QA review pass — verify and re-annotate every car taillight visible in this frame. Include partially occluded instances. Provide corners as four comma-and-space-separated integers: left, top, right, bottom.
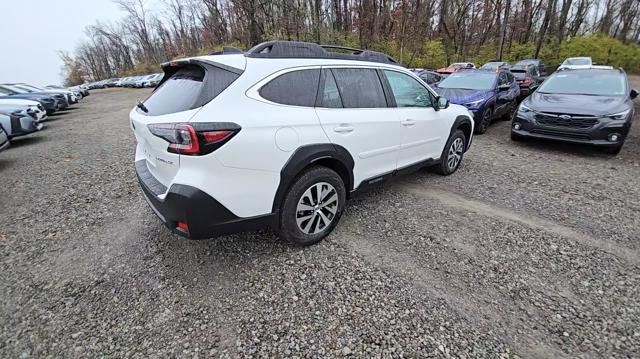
147, 123, 240, 156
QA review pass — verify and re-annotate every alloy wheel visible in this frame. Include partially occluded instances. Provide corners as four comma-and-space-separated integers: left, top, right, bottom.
296, 182, 339, 234
447, 137, 464, 170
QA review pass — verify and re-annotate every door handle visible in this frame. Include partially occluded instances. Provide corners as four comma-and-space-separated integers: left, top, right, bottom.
334, 125, 354, 133
402, 119, 416, 127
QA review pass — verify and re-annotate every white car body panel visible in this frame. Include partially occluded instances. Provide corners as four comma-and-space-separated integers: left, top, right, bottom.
132, 53, 474, 219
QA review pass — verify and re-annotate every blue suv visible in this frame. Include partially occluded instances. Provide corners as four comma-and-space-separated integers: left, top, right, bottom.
434, 69, 520, 134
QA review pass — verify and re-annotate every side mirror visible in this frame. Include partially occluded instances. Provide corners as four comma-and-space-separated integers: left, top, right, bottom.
631, 89, 638, 99
435, 96, 449, 110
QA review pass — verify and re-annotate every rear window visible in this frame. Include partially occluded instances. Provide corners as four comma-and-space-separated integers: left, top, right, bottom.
511, 70, 527, 79
260, 69, 320, 107
331, 68, 387, 108
143, 64, 239, 116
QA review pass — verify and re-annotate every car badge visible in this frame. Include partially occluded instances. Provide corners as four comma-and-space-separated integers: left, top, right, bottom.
559, 114, 572, 120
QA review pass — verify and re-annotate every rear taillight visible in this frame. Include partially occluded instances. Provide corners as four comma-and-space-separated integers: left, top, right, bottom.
147, 122, 240, 156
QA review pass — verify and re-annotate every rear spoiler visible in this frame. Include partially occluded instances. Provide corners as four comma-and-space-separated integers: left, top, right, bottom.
156, 58, 245, 90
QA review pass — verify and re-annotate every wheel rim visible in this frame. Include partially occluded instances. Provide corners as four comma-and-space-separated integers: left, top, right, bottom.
447, 137, 464, 170
296, 182, 339, 235
481, 109, 492, 130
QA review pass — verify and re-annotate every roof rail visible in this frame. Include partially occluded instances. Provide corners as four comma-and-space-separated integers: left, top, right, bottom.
245, 40, 400, 65
209, 46, 243, 55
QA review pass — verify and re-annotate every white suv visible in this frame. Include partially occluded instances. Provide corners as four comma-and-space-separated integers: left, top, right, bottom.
131, 41, 474, 245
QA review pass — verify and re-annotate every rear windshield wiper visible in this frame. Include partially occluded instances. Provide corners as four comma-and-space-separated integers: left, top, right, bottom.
136, 101, 149, 113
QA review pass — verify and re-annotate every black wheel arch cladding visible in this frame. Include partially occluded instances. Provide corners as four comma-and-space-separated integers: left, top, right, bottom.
272, 144, 355, 214
451, 115, 473, 150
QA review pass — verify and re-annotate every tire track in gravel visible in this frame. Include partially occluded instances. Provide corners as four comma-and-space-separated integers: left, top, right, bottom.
398, 182, 640, 266
334, 229, 567, 359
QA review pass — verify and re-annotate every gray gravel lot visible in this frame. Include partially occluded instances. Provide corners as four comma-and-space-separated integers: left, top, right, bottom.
1, 78, 639, 358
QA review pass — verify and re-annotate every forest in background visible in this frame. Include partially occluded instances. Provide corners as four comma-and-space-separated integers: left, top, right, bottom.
61, 0, 640, 85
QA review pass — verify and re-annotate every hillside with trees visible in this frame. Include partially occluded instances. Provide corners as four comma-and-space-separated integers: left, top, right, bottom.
63, 0, 640, 85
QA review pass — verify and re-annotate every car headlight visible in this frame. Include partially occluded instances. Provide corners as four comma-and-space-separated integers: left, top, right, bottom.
517, 103, 534, 116
465, 99, 485, 108
606, 109, 630, 120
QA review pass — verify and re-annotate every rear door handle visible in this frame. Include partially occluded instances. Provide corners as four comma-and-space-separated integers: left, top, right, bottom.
402, 119, 416, 127
334, 125, 354, 133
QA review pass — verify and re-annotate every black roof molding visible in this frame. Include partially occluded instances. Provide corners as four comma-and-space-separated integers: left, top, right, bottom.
245, 40, 400, 65
208, 46, 243, 55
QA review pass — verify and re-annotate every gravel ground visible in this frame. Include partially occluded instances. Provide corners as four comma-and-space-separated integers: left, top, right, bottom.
1, 78, 639, 358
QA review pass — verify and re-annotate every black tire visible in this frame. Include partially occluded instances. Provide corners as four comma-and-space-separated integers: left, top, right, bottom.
474, 107, 493, 134
599, 144, 623, 155
434, 130, 466, 176
279, 166, 346, 246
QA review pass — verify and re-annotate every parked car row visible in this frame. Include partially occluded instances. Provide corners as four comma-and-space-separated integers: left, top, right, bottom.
0, 82, 89, 153
85, 73, 163, 89
418, 57, 637, 154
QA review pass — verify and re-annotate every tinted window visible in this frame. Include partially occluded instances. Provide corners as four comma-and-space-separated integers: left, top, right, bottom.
384, 70, 433, 108
143, 65, 239, 116
511, 70, 527, 79
538, 71, 625, 96
498, 73, 509, 85
319, 70, 343, 108
331, 68, 387, 108
260, 69, 320, 107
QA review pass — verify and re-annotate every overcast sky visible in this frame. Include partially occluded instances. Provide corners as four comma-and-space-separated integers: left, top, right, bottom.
0, 0, 128, 86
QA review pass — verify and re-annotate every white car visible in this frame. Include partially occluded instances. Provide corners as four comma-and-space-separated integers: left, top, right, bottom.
131, 41, 474, 245
558, 57, 593, 70
13, 83, 78, 104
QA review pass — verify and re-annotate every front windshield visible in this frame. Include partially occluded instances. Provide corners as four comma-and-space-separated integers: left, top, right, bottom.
537, 71, 625, 96
2, 85, 28, 94
15, 85, 36, 93
564, 58, 590, 65
480, 63, 499, 70
20, 84, 43, 91
437, 72, 496, 90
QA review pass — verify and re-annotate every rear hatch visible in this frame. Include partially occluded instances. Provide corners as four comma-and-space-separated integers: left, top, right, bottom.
131, 57, 245, 189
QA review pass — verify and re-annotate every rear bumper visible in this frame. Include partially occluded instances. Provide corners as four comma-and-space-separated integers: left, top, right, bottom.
135, 160, 275, 239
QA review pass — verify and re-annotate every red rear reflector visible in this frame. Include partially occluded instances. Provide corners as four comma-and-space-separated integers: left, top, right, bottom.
202, 130, 233, 143
177, 222, 189, 232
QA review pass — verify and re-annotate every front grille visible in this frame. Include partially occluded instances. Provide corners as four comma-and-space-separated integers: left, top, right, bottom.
530, 129, 590, 140
534, 112, 598, 129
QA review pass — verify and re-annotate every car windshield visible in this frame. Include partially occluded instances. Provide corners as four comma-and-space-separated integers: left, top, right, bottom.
537, 71, 625, 96
2, 85, 29, 94
20, 84, 44, 91
564, 58, 590, 65
437, 72, 496, 90
480, 63, 501, 70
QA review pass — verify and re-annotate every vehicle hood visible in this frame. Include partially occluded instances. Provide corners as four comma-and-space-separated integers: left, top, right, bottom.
525, 92, 629, 116
0, 98, 40, 106
0, 104, 31, 113
434, 88, 494, 105
0, 94, 52, 101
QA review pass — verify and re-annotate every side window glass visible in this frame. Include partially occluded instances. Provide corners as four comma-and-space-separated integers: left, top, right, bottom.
260, 69, 320, 107
330, 68, 387, 108
499, 73, 509, 86
320, 70, 343, 108
383, 70, 433, 108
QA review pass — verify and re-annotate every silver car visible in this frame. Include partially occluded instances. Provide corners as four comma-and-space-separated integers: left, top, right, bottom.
0, 112, 43, 139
